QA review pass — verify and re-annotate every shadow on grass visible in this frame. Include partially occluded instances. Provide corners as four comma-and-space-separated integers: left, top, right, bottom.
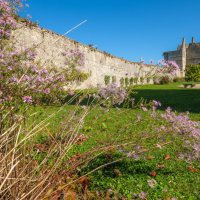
133, 89, 200, 113
63, 88, 200, 113
81, 153, 174, 179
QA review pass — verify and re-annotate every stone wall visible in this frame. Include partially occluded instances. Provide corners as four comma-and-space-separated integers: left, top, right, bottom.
11, 25, 155, 88
186, 43, 200, 66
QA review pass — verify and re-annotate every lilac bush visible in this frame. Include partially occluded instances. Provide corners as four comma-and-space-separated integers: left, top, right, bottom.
160, 107, 200, 161
0, 0, 20, 39
0, 46, 67, 104
0, 0, 89, 105
152, 60, 181, 84
98, 83, 128, 105
62, 49, 88, 83
158, 60, 180, 76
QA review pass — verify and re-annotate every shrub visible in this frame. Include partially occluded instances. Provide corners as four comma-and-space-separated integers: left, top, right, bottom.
133, 77, 138, 84
153, 77, 160, 84
140, 77, 144, 84
125, 77, 129, 87
104, 75, 110, 85
185, 65, 200, 82
159, 76, 171, 84
147, 77, 151, 83
112, 76, 116, 83
120, 77, 124, 87
129, 77, 134, 85
173, 77, 185, 82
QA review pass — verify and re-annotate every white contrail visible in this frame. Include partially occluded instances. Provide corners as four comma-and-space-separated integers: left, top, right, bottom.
64, 20, 87, 35
53, 20, 87, 44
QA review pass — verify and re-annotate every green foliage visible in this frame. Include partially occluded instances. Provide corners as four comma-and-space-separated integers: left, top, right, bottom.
129, 77, 134, 85
159, 76, 171, 84
140, 77, 144, 84
133, 77, 138, 84
185, 65, 200, 82
125, 77, 129, 87
173, 77, 185, 82
120, 77, 125, 87
112, 76, 117, 83
147, 77, 151, 83
104, 75, 111, 85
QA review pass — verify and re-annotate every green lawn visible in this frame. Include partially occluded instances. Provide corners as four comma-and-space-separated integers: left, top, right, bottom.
133, 83, 200, 120
27, 82, 200, 199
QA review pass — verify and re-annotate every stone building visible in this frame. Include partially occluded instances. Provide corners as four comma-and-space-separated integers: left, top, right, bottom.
163, 37, 200, 76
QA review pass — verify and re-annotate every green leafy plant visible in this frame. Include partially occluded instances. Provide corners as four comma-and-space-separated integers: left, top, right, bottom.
173, 77, 185, 82
133, 77, 138, 84
185, 65, 200, 82
125, 77, 129, 87
104, 75, 111, 85
120, 77, 125, 87
129, 77, 134, 85
159, 76, 171, 84
140, 77, 144, 84
112, 76, 117, 83
147, 77, 151, 83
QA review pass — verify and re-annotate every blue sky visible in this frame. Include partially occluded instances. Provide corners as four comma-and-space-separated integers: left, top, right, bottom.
21, 0, 200, 63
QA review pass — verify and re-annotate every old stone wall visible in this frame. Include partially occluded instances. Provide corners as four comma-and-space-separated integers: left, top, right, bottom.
186, 43, 200, 66
11, 25, 155, 88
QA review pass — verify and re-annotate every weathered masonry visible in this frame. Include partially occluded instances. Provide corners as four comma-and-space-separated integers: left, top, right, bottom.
163, 37, 200, 76
12, 24, 155, 88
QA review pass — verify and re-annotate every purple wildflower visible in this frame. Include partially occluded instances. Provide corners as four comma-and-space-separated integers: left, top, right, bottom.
22, 96, 33, 104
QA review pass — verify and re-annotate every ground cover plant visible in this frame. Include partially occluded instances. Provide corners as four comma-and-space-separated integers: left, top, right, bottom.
1, 1, 200, 199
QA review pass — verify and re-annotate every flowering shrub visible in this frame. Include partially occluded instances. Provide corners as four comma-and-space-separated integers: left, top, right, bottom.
0, 1, 89, 105
158, 60, 180, 76
160, 107, 200, 161
152, 60, 180, 84
98, 83, 128, 106
0, 46, 69, 104
62, 49, 88, 83
0, 0, 21, 39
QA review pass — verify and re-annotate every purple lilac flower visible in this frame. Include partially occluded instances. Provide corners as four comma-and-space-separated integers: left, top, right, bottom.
161, 107, 200, 161
7, 66, 13, 70
22, 75, 31, 81
98, 83, 127, 105
152, 100, 161, 107
43, 88, 50, 94
22, 96, 33, 104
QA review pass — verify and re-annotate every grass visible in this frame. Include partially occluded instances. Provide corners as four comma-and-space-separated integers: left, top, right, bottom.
26, 82, 200, 199
133, 82, 200, 118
